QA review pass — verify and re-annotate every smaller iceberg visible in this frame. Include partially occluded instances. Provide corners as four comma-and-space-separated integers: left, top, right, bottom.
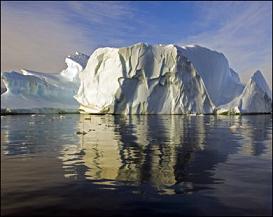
1, 52, 89, 114
216, 70, 272, 114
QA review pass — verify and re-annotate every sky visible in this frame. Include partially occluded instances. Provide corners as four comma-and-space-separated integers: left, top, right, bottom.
1, 1, 272, 87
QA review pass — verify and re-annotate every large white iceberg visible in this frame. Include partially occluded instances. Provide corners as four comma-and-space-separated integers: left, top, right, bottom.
1, 43, 272, 114
75, 43, 215, 114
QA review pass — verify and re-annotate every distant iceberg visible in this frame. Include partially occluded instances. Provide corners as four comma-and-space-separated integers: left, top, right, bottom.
1, 52, 89, 113
217, 70, 272, 114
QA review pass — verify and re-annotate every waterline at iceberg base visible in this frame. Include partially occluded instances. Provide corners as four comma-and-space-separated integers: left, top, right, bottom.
1, 43, 272, 115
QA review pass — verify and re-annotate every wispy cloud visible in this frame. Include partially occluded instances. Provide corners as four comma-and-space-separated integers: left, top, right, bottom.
68, 1, 135, 24
0, 1, 143, 73
1, 1, 272, 88
180, 1, 272, 86
1, 1, 96, 73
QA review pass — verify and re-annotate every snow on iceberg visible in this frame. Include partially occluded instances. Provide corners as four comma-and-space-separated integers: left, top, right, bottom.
217, 70, 272, 114
1, 52, 89, 113
74, 43, 215, 114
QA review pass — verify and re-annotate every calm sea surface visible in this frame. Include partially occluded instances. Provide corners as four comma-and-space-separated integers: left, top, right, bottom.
1, 114, 272, 216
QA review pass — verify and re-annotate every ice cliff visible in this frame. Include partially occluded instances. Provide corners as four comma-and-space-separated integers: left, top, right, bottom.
179, 45, 244, 106
1, 43, 272, 114
75, 43, 215, 114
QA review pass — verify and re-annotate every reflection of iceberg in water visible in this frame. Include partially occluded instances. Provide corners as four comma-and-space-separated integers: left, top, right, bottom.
225, 115, 272, 157
1, 115, 80, 157
57, 114, 272, 194
1, 114, 272, 216
58, 115, 209, 192
82, 115, 122, 182
59, 115, 122, 183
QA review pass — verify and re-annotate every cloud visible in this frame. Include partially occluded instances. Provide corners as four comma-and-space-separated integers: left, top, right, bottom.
180, 1, 272, 87
0, 1, 143, 74
67, 1, 135, 24
1, 1, 272, 90
1, 2, 97, 73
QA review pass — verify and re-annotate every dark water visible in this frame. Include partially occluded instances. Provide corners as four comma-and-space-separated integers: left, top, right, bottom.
1, 114, 272, 216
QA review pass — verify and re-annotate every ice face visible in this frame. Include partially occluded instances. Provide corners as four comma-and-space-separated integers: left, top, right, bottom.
75, 43, 215, 114
179, 45, 244, 106
1, 71, 79, 111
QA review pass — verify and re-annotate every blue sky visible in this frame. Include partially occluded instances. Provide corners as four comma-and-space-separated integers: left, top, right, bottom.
1, 1, 272, 86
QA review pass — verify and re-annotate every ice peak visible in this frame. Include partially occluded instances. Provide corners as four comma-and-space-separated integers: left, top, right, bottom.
66, 52, 89, 69
251, 70, 267, 86
251, 70, 264, 81
248, 70, 272, 99
133, 42, 149, 47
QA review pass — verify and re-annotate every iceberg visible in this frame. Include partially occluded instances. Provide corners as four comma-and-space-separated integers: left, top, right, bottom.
75, 43, 215, 114
217, 70, 272, 114
1, 43, 271, 114
1, 52, 89, 113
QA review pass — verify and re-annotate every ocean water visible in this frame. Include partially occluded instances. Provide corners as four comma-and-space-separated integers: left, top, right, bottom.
1, 114, 272, 216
